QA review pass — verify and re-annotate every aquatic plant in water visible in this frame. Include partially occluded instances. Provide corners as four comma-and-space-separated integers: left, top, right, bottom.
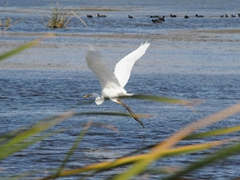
44, 2, 72, 28
0, 3, 25, 31
44, 2, 87, 28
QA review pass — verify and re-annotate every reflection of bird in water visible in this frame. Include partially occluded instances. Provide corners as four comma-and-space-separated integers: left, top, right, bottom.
84, 42, 150, 128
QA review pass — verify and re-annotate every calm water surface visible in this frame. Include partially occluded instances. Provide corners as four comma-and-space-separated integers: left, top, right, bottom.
0, 0, 240, 179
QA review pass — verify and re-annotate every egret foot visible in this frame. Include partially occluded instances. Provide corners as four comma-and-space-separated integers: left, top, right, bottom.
117, 99, 145, 128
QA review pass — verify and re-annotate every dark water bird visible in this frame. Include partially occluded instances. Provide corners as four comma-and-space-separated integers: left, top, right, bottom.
87, 15, 93, 18
184, 15, 189, 18
152, 19, 162, 23
152, 16, 165, 23
84, 42, 150, 128
220, 14, 228, 18
128, 15, 133, 18
231, 14, 236, 18
170, 14, 177, 17
158, 16, 165, 21
196, 14, 204, 18
238, 13, 240, 17
97, 13, 106, 18
150, 15, 159, 18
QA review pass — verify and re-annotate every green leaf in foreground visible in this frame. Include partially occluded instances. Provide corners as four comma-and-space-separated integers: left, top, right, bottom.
53, 121, 92, 179
112, 102, 240, 180
0, 40, 38, 61
39, 140, 229, 180
0, 34, 53, 61
76, 111, 151, 119
185, 125, 240, 140
125, 94, 202, 106
0, 110, 73, 161
123, 125, 240, 157
165, 140, 240, 180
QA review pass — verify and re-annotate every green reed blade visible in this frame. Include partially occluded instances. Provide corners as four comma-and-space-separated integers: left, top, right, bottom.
53, 121, 92, 179
185, 125, 240, 140
0, 111, 73, 160
39, 140, 229, 180
122, 94, 200, 106
76, 111, 151, 119
0, 40, 40, 61
1, 129, 65, 161
165, 140, 240, 180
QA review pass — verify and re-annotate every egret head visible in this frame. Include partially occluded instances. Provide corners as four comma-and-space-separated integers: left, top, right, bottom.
83, 93, 104, 105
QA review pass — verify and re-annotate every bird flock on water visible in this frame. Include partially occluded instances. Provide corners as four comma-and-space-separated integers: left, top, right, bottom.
86, 13, 240, 23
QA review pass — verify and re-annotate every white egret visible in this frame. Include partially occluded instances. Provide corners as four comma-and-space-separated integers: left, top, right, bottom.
84, 42, 150, 128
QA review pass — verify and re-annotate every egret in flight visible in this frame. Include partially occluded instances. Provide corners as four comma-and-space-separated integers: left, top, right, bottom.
84, 42, 150, 128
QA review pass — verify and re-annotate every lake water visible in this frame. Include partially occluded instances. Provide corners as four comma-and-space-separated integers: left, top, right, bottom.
1, 0, 240, 33
0, 0, 240, 179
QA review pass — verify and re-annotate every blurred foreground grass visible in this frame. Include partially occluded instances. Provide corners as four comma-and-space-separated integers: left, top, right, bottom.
0, 38, 240, 180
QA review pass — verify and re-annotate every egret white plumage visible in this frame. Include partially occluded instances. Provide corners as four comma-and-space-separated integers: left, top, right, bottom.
84, 42, 150, 128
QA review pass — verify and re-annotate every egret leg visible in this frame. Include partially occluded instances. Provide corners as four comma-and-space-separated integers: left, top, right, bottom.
116, 99, 145, 128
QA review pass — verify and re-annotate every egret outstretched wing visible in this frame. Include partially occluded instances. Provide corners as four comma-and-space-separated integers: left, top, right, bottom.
85, 43, 150, 128
114, 42, 150, 88
86, 46, 120, 90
